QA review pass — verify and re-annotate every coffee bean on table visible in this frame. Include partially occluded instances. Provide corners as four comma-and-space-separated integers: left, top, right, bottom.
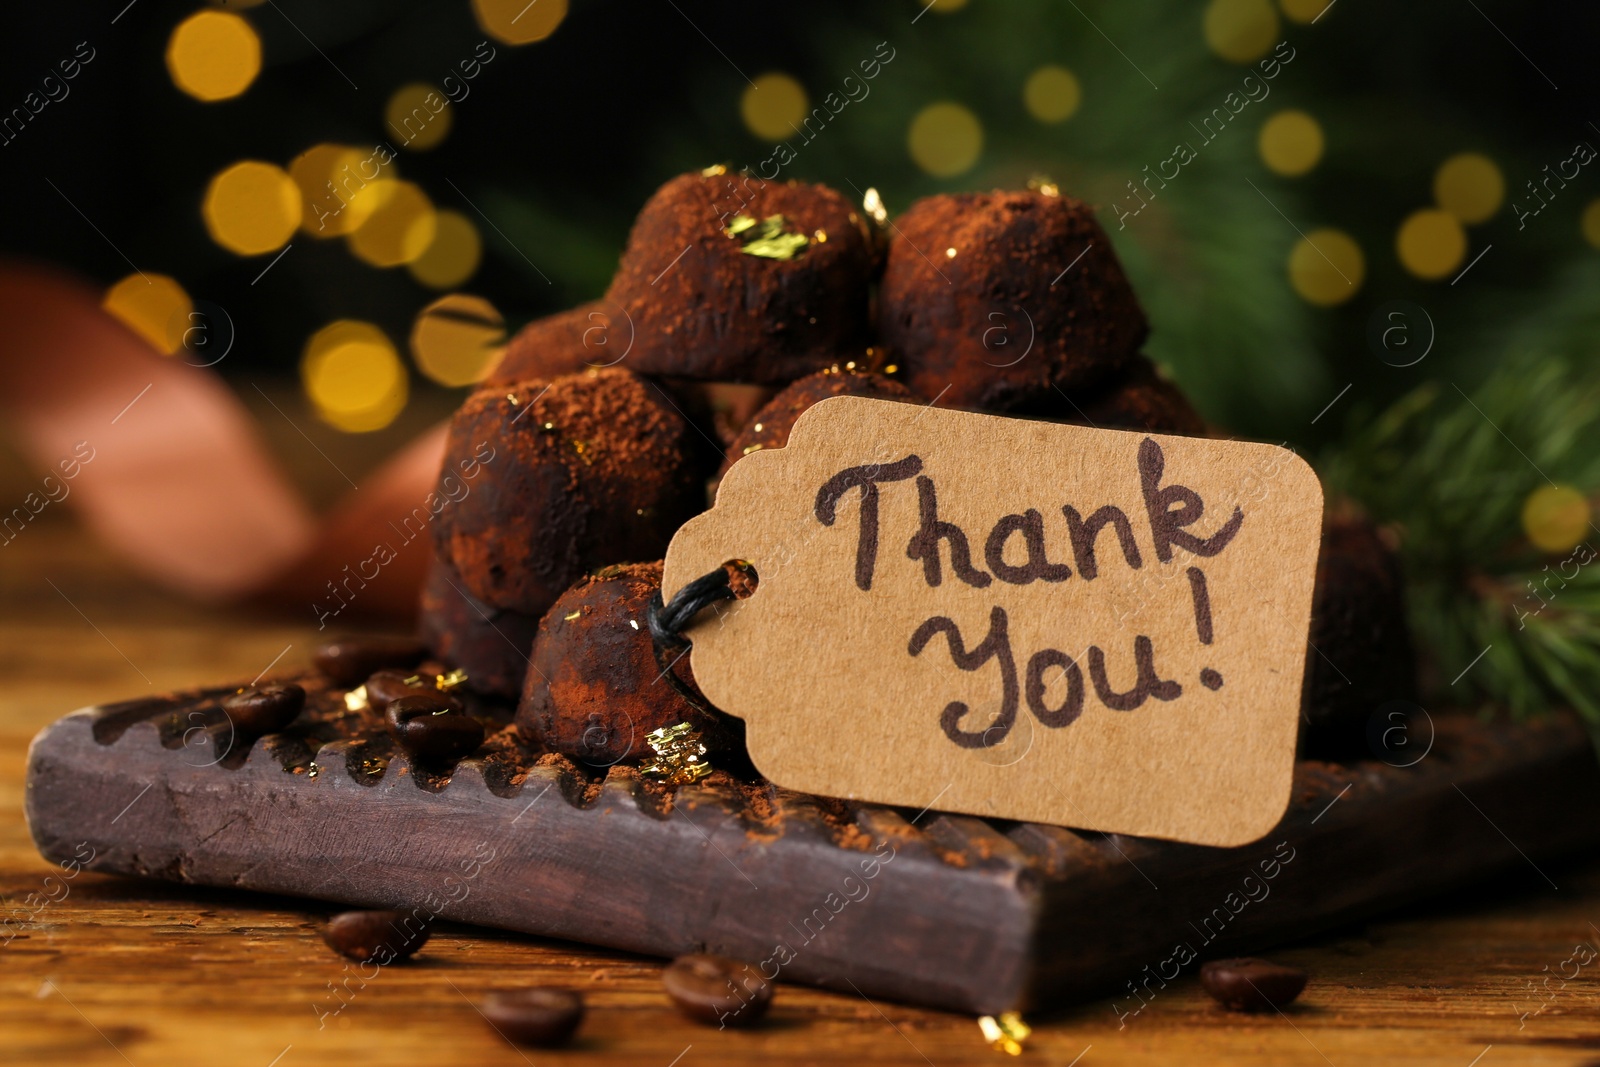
365, 669, 456, 714
385, 694, 485, 763
662, 953, 772, 1027
221, 683, 305, 735
312, 636, 428, 687
321, 909, 431, 962
1199, 958, 1307, 1012
480, 989, 585, 1047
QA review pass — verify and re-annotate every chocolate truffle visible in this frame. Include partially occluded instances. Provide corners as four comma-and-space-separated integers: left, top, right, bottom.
417, 554, 540, 699
433, 367, 707, 620
602, 171, 876, 384
516, 561, 740, 766
1050, 356, 1207, 436
719, 367, 913, 478
1300, 512, 1418, 756
879, 189, 1147, 410
488, 301, 621, 387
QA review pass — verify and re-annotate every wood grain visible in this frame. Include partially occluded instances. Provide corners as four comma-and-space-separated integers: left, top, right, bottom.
6, 522, 1600, 1065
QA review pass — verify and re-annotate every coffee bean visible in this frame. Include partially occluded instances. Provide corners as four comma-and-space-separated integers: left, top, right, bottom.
480, 989, 584, 1047
386, 694, 485, 763
662, 953, 771, 1027
365, 670, 457, 714
312, 636, 428, 687
321, 909, 431, 962
221, 683, 305, 735
1199, 958, 1307, 1012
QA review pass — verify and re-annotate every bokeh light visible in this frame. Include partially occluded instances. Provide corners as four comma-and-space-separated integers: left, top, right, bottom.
202, 161, 301, 255
410, 294, 507, 387
1279, 0, 1334, 23
407, 210, 482, 289
1204, 0, 1279, 63
166, 10, 261, 102
1396, 208, 1466, 280
741, 73, 808, 142
347, 180, 438, 268
473, 0, 567, 45
926, 0, 969, 11
1522, 485, 1591, 553
908, 102, 983, 178
1258, 109, 1323, 176
302, 321, 408, 433
289, 143, 388, 238
1288, 228, 1364, 306
1582, 199, 1600, 249
1433, 152, 1505, 225
385, 83, 453, 151
1023, 66, 1081, 124
102, 274, 192, 355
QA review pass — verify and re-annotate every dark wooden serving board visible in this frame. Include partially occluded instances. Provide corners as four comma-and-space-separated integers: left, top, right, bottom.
24, 673, 1600, 1015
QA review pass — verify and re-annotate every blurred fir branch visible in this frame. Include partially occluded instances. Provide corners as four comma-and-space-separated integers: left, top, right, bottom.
1324, 278, 1600, 718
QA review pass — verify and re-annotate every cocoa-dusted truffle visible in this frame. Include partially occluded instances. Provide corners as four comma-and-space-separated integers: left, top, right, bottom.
516, 561, 740, 766
602, 171, 876, 384
1049, 356, 1207, 436
1300, 512, 1418, 756
433, 368, 707, 621
879, 189, 1147, 410
417, 554, 540, 699
719, 367, 913, 477
488, 302, 617, 387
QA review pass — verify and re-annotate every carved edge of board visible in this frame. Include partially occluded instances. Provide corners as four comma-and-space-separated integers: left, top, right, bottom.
23, 678, 1600, 1015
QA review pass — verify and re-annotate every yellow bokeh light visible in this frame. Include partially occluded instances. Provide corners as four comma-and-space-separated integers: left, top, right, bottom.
289, 144, 382, 238
1396, 208, 1466, 280
1582, 199, 1600, 249
926, 0, 969, 11
103, 274, 192, 355
386, 83, 453, 152
202, 161, 301, 255
1279, 0, 1334, 23
1258, 109, 1324, 176
1433, 152, 1504, 225
302, 321, 408, 433
1288, 228, 1364, 306
740, 73, 808, 142
347, 180, 438, 268
908, 102, 983, 178
1522, 485, 1591, 554
166, 10, 261, 102
1023, 66, 1081, 124
407, 210, 482, 289
1204, 0, 1280, 64
473, 0, 567, 45
410, 294, 507, 387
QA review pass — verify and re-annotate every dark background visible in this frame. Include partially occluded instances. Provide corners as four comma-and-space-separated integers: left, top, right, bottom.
3, 0, 1598, 445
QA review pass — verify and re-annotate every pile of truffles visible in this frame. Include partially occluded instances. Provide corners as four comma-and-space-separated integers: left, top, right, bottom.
405, 168, 1411, 770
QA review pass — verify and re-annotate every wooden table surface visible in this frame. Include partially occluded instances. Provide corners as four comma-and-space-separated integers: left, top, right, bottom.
5, 520, 1600, 1067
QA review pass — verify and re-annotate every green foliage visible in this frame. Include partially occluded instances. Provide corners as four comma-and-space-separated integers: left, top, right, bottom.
1325, 348, 1600, 719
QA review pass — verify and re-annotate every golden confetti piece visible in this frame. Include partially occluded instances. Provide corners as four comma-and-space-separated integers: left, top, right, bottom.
344, 685, 369, 712
564, 610, 583, 621
701, 163, 728, 177
436, 668, 469, 692
640, 723, 714, 785
862, 187, 888, 226
977, 1011, 1031, 1055
724, 214, 810, 260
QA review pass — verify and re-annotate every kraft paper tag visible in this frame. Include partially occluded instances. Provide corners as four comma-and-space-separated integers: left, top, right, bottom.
663, 396, 1323, 847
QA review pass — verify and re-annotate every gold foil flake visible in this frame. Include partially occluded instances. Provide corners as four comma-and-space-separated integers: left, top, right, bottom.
640, 723, 713, 785
977, 1012, 1031, 1056
862, 187, 888, 226
724, 213, 809, 260
402, 674, 425, 687
435, 668, 469, 692
344, 685, 369, 712
701, 163, 728, 177
564, 611, 582, 621
742, 443, 764, 456
629, 619, 640, 630
306, 762, 321, 780
1027, 175, 1060, 197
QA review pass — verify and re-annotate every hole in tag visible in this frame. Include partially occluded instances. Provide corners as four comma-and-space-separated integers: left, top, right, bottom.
723, 559, 759, 599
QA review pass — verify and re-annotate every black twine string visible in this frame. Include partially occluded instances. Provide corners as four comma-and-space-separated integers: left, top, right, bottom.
647, 566, 738, 651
